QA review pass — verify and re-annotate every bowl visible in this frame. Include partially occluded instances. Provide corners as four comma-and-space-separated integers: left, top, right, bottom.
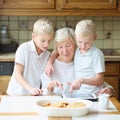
36, 98, 93, 117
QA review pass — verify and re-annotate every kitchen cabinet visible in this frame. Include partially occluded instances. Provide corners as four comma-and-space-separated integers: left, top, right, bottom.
0, 0, 55, 9
104, 62, 120, 101
0, 76, 10, 95
57, 0, 116, 10
0, 0, 55, 15
0, 61, 14, 75
0, 0, 119, 16
0, 60, 14, 95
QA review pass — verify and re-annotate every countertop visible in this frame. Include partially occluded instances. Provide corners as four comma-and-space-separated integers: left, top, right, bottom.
0, 53, 120, 62
0, 53, 15, 62
0, 96, 120, 120
104, 55, 120, 61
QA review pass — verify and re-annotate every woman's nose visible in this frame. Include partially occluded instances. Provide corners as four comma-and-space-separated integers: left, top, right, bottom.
63, 47, 68, 54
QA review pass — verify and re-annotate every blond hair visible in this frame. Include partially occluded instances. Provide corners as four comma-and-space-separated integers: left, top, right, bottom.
33, 18, 54, 36
54, 27, 76, 51
75, 19, 96, 36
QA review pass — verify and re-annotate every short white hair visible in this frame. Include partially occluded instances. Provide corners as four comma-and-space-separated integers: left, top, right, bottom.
54, 27, 76, 51
33, 18, 54, 36
75, 19, 96, 36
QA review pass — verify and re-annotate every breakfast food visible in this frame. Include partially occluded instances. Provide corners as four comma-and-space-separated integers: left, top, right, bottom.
66, 102, 86, 108
43, 101, 86, 108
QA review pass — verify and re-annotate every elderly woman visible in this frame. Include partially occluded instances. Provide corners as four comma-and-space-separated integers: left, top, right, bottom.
41, 27, 76, 96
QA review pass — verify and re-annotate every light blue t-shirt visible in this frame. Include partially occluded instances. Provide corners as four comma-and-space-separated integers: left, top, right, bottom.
74, 45, 105, 94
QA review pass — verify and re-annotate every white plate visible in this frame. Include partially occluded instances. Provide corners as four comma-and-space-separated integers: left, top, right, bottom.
36, 98, 93, 117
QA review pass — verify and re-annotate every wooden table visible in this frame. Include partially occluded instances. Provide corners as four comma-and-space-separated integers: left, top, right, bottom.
0, 96, 120, 120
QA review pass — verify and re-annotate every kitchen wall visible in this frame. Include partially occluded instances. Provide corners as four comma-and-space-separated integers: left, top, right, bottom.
0, 16, 120, 49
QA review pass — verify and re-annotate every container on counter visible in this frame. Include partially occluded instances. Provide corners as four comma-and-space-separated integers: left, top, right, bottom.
0, 25, 11, 44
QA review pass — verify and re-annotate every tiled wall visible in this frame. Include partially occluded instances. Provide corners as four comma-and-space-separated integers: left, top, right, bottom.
0, 16, 120, 49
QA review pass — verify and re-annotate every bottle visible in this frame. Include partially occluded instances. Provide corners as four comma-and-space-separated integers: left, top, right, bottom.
1, 25, 8, 40
0, 25, 11, 44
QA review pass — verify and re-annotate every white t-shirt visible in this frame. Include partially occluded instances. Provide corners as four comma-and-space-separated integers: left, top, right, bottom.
41, 59, 75, 96
74, 45, 105, 94
7, 40, 50, 95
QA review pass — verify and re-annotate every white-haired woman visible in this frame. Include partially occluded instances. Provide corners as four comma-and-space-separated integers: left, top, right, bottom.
41, 27, 77, 96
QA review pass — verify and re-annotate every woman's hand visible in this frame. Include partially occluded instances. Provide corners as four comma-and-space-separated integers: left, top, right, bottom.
30, 88, 43, 96
47, 80, 63, 92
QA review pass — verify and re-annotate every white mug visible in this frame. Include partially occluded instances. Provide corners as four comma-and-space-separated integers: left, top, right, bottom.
98, 94, 109, 110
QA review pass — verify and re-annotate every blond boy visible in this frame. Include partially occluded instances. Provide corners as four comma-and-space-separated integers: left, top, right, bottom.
69, 19, 105, 94
7, 18, 54, 95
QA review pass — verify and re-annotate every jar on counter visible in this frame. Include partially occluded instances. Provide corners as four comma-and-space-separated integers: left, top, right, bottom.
0, 25, 11, 44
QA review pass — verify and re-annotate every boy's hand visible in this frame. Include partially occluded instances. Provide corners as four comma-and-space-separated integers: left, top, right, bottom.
68, 79, 83, 93
45, 51, 59, 77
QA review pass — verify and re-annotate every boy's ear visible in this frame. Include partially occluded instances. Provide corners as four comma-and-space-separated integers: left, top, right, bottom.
32, 33, 36, 39
94, 35, 97, 41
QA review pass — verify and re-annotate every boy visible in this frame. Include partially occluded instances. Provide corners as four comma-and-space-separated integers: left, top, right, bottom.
7, 18, 54, 96
69, 19, 105, 94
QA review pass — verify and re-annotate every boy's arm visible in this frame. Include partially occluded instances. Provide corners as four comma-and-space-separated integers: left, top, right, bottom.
97, 87, 114, 97
45, 50, 58, 76
80, 73, 104, 86
69, 73, 104, 92
14, 63, 42, 95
